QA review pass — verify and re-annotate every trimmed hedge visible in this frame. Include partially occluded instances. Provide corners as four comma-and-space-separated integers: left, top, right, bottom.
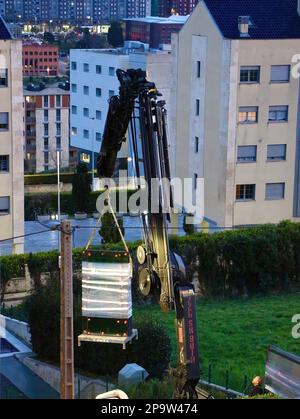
1, 221, 300, 299
25, 173, 75, 186
25, 190, 137, 220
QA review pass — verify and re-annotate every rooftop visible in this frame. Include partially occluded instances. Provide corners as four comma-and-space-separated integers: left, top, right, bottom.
124, 15, 189, 25
0, 14, 12, 40
204, 0, 300, 39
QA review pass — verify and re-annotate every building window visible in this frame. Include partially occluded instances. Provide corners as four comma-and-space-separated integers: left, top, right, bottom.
96, 132, 102, 142
72, 105, 77, 115
83, 63, 89, 72
56, 123, 61, 136
0, 69, 8, 87
265, 183, 285, 200
96, 65, 102, 74
236, 184, 256, 201
83, 85, 89, 95
83, 129, 89, 139
268, 106, 288, 122
44, 124, 49, 136
109, 66, 115, 76
267, 144, 287, 161
56, 137, 61, 150
0, 196, 10, 214
71, 127, 77, 136
96, 87, 102, 97
44, 109, 48, 121
71, 61, 77, 70
238, 107, 258, 124
237, 145, 257, 162
270, 65, 290, 83
197, 61, 201, 78
56, 95, 61, 107
108, 90, 115, 99
240, 66, 260, 83
80, 153, 90, 163
71, 83, 77, 93
196, 99, 200, 116
44, 138, 49, 150
44, 152, 49, 164
56, 109, 61, 121
44, 95, 48, 108
96, 110, 102, 120
0, 112, 9, 131
195, 137, 199, 153
0, 155, 9, 172
83, 107, 89, 117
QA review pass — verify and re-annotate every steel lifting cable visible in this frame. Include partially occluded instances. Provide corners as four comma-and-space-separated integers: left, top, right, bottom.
84, 188, 130, 258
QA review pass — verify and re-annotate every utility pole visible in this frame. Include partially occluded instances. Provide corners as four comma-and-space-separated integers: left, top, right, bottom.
60, 220, 74, 399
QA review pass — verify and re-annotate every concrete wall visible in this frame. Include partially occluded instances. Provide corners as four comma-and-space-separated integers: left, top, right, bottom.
0, 314, 31, 346
0, 39, 24, 254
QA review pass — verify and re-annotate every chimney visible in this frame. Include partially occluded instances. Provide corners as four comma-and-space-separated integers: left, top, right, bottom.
238, 16, 250, 37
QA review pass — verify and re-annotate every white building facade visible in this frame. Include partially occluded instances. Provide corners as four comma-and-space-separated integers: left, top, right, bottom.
70, 45, 172, 183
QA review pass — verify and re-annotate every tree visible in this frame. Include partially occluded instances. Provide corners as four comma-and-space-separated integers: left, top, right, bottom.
107, 21, 124, 48
72, 163, 91, 213
43, 32, 55, 44
99, 212, 124, 244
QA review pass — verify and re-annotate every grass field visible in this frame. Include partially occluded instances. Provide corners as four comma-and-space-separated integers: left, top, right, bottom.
135, 293, 300, 393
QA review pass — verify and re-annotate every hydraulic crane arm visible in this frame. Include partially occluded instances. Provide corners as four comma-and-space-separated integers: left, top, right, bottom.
97, 69, 201, 399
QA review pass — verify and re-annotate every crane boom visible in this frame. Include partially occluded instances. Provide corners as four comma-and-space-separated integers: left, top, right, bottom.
97, 69, 201, 399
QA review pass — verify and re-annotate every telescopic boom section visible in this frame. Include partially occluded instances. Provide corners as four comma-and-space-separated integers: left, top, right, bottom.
97, 69, 201, 399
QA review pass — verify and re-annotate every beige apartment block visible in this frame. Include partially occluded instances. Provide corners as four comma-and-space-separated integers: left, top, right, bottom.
24, 84, 72, 173
0, 17, 24, 254
171, 0, 300, 228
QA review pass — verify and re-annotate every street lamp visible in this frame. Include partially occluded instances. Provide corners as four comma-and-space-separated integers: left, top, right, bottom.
90, 117, 95, 191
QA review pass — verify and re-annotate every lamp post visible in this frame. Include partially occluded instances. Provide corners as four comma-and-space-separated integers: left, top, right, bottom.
90, 117, 95, 191
57, 149, 61, 255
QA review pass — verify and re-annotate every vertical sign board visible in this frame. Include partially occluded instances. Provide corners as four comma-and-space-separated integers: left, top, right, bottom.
60, 221, 74, 399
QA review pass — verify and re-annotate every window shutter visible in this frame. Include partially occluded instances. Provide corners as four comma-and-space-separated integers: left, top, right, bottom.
266, 183, 285, 200
237, 145, 256, 158
0, 196, 9, 211
271, 65, 290, 82
0, 112, 8, 124
267, 145, 286, 159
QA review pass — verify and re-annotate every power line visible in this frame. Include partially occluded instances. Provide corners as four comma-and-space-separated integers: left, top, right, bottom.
0, 228, 57, 244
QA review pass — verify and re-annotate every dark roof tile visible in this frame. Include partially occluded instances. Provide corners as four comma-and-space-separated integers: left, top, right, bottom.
0, 14, 12, 40
204, 0, 300, 39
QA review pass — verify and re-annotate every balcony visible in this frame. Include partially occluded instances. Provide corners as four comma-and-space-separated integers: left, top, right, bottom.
26, 130, 36, 138
26, 116, 36, 124
26, 144, 36, 152
26, 102, 36, 111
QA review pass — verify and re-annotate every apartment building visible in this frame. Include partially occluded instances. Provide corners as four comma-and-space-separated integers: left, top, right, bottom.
170, 0, 300, 227
22, 42, 59, 77
154, 0, 198, 17
0, 16, 24, 254
24, 83, 73, 173
70, 43, 172, 185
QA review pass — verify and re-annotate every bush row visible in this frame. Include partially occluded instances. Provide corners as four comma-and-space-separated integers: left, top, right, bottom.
25, 190, 137, 220
25, 173, 75, 186
25, 277, 172, 378
1, 221, 300, 299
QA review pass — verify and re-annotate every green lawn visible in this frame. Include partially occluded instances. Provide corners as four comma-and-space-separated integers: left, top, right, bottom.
134, 294, 300, 393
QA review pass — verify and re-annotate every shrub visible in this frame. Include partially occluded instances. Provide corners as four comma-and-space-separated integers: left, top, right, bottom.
72, 163, 91, 213
98, 212, 125, 244
26, 279, 171, 379
124, 378, 174, 399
